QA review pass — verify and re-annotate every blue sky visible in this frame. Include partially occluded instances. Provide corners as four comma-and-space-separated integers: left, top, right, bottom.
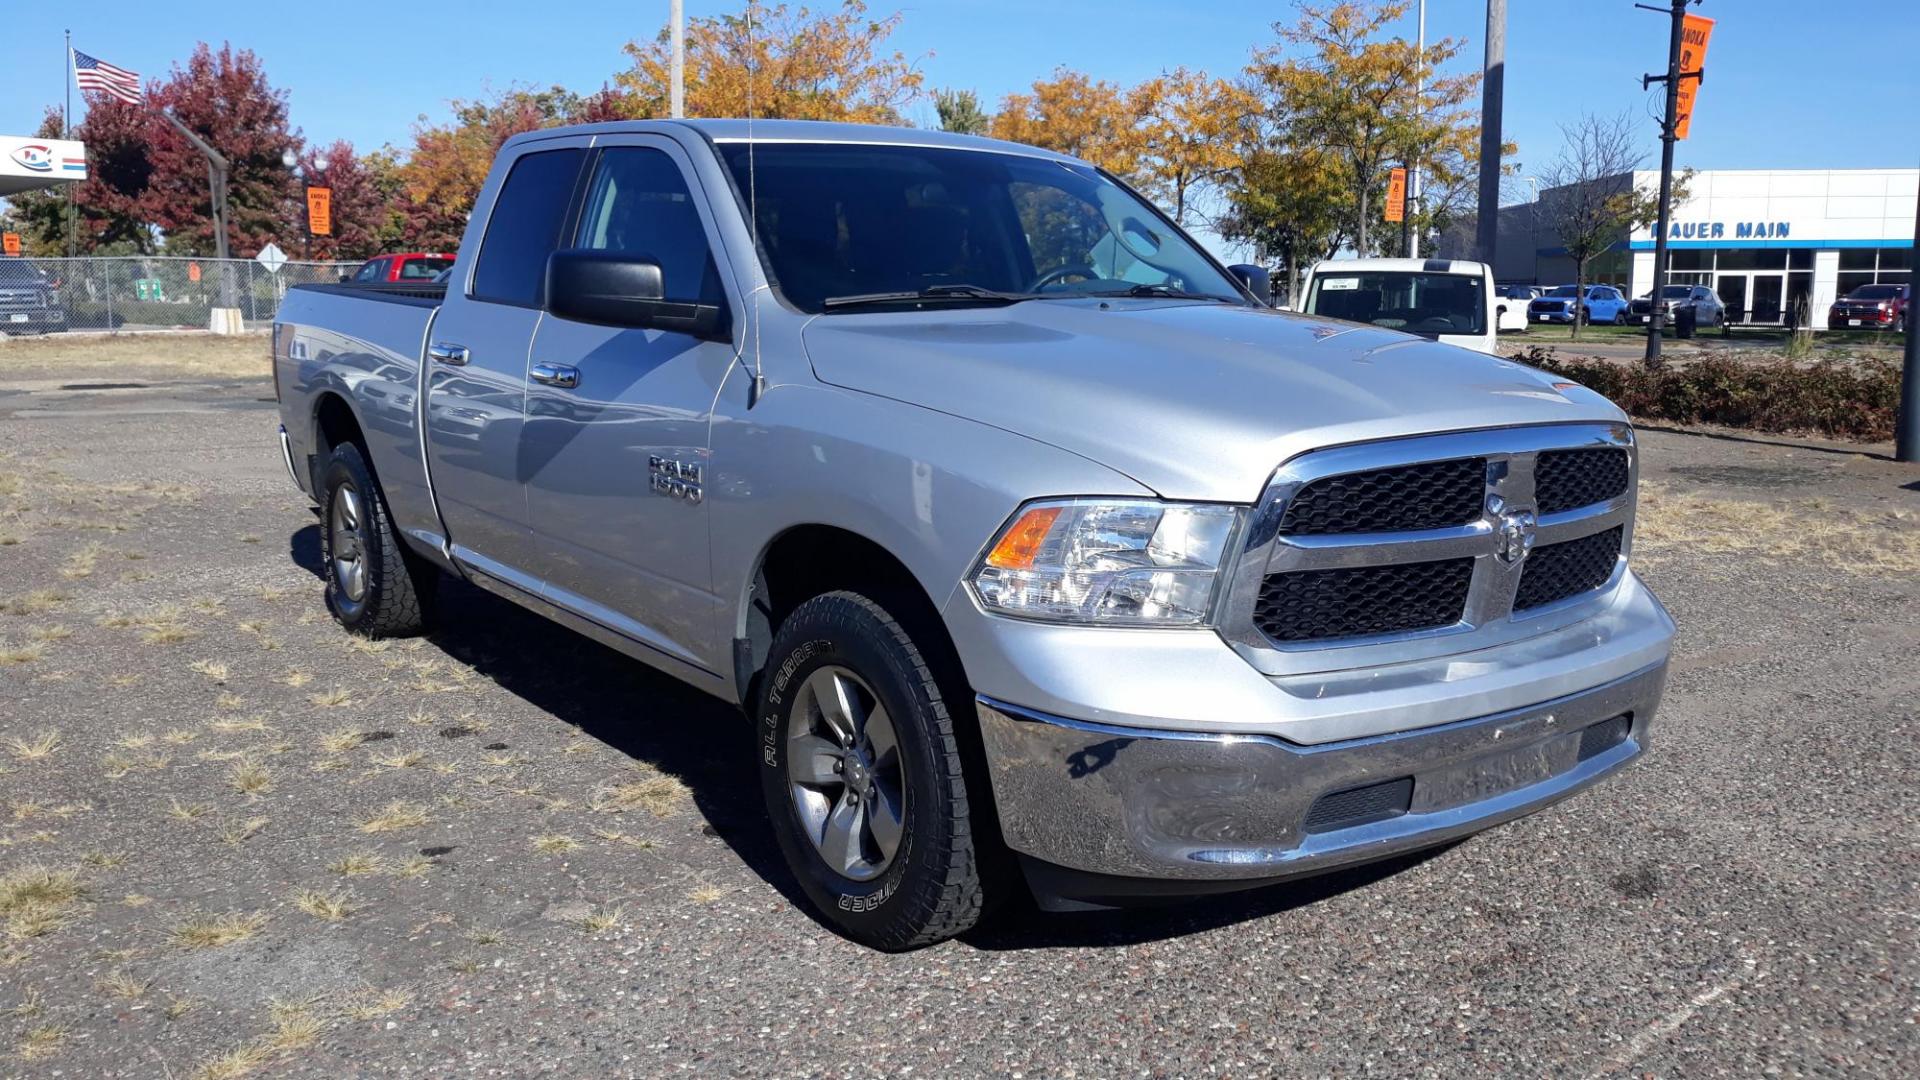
6, 0, 1918, 190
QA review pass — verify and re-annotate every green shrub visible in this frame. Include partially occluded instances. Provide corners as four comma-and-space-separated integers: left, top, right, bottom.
66, 301, 206, 329
1514, 346, 1903, 442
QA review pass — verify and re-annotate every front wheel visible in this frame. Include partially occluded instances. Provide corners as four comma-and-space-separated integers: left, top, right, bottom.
1612, 310, 1627, 326
756, 591, 992, 950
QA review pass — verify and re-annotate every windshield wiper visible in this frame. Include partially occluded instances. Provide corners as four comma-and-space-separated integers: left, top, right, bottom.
822, 284, 1033, 310
1093, 282, 1235, 302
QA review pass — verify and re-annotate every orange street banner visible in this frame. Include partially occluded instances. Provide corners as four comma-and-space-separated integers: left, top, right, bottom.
188, 261, 201, 283
307, 186, 333, 237
1674, 14, 1715, 140
2, 233, 19, 257
1384, 167, 1407, 223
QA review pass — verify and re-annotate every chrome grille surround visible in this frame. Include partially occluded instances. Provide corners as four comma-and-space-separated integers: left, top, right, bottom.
1217, 422, 1637, 677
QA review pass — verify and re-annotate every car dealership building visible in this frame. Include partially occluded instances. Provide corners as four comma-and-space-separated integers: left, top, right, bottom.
1484, 168, 1916, 326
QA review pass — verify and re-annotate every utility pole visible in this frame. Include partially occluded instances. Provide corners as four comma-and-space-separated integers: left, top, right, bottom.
1473, 0, 1505, 266
670, 0, 686, 119
1406, 0, 1426, 259
1898, 167, 1920, 463
1638, 0, 1699, 368
65, 29, 75, 258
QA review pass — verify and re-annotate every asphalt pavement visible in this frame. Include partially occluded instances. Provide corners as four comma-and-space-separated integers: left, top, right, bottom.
0, 367, 1914, 1077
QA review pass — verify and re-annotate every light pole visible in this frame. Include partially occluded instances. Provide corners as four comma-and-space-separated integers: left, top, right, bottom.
1407, 0, 1426, 259
1474, 0, 1506, 267
283, 149, 330, 261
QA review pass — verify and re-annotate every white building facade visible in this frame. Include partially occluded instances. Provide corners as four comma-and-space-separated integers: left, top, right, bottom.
1490, 168, 1916, 326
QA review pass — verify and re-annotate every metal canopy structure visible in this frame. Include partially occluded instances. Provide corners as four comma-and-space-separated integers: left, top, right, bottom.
0, 135, 88, 197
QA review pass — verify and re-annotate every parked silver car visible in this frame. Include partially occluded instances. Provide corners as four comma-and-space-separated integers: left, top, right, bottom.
1630, 284, 1726, 327
273, 120, 1674, 949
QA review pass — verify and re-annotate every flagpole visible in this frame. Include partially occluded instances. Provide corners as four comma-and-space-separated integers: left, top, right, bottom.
65, 29, 75, 257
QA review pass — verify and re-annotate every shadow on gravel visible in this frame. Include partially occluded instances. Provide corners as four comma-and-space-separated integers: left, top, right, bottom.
283, 523, 1449, 950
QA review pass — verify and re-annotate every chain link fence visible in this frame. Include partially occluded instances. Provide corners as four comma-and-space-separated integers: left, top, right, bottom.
1, 256, 361, 335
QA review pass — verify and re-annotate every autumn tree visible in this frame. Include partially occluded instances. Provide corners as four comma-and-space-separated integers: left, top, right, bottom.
1220, 144, 1346, 304
1250, 1, 1480, 255
1131, 69, 1258, 227
991, 69, 1149, 177
617, 2, 924, 121
1537, 112, 1667, 341
289, 141, 400, 261
142, 43, 302, 257
934, 88, 989, 135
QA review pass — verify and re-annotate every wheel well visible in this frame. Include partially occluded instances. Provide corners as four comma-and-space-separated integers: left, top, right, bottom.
741, 525, 959, 706
311, 392, 366, 489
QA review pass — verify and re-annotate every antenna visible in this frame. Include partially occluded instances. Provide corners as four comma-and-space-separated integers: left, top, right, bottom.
745, 3, 767, 407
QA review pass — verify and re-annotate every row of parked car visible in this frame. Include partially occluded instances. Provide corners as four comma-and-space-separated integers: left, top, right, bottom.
1494, 283, 1729, 331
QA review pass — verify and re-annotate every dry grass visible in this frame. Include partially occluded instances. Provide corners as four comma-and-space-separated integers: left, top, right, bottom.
532, 834, 581, 854
0, 638, 47, 664
59, 542, 107, 580
15, 1022, 69, 1061
320, 729, 365, 753
189, 658, 232, 683
343, 986, 411, 1021
309, 687, 353, 708
327, 852, 384, 877
227, 759, 275, 796
208, 716, 269, 734
391, 855, 433, 879
589, 772, 691, 817
168, 910, 267, 949
687, 882, 732, 904
1, 864, 85, 940
577, 904, 626, 934
166, 799, 214, 822
280, 669, 313, 688
188, 1040, 277, 1080
220, 817, 271, 845
372, 750, 426, 770
1636, 485, 1920, 573
5, 730, 61, 761
1, 589, 68, 616
292, 888, 354, 922
1, 331, 273, 381
27, 624, 72, 642
97, 969, 152, 1000
355, 801, 429, 834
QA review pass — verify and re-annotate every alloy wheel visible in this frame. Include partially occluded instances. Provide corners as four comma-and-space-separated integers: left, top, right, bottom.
786, 665, 906, 881
329, 483, 369, 604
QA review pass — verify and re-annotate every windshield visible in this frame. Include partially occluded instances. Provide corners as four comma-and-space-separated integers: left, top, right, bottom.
1847, 284, 1903, 300
0, 260, 48, 283
1656, 286, 1692, 299
717, 142, 1243, 312
398, 257, 454, 280
1303, 270, 1486, 336
1546, 286, 1579, 298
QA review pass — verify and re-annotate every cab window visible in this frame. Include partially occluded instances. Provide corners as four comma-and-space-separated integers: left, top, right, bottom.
471, 148, 588, 307
573, 147, 722, 304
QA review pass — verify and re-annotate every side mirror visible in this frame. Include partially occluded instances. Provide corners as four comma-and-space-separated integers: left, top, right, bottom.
1227, 263, 1273, 306
545, 249, 728, 340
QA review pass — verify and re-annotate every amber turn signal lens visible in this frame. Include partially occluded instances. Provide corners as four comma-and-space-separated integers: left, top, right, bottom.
984, 506, 1062, 570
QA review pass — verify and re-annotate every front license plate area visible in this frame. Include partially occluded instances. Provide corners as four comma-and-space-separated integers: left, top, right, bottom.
1414, 734, 1575, 812
8, 314, 27, 323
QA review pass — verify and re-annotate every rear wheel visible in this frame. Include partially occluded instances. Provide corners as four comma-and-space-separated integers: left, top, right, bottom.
319, 442, 435, 637
756, 591, 991, 950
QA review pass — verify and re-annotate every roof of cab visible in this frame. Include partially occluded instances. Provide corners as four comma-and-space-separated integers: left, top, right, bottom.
1309, 258, 1492, 275
502, 118, 1083, 164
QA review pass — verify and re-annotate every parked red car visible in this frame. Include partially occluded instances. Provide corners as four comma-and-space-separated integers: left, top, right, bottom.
1827, 283, 1909, 331
345, 253, 455, 284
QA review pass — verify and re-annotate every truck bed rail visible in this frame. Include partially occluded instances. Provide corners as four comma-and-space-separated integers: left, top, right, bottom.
290, 281, 446, 308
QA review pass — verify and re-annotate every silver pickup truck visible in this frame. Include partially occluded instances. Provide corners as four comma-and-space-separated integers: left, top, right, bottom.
273, 120, 1675, 950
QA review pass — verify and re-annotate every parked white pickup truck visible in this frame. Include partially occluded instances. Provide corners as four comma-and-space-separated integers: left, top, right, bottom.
273, 120, 1674, 949
1298, 258, 1500, 353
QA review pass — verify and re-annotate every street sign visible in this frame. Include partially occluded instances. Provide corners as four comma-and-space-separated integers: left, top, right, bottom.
1384, 167, 1408, 223
306, 186, 332, 237
1673, 14, 1714, 140
2, 233, 19, 257
255, 242, 288, 275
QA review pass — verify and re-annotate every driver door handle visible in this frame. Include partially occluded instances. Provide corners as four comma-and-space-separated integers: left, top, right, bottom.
427, 341, 469, 367
529, 362, 580, 389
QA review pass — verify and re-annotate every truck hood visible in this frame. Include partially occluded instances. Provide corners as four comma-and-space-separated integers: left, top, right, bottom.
800, 299, 1626, 502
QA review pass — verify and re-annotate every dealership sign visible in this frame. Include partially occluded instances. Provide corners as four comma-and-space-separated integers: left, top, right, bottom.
1668, 220, 1792, 240
0, 136, 87, 195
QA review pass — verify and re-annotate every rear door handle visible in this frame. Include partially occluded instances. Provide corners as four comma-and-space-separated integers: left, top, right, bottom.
529, 362, 580, 389
427, 341, 469, 367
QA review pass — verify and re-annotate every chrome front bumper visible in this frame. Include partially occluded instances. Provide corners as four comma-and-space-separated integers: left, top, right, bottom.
977, 659, 1666, 884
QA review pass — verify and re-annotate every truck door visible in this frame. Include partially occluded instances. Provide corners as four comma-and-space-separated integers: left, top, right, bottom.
422, 140, 588, 585
520, 138, 743, 675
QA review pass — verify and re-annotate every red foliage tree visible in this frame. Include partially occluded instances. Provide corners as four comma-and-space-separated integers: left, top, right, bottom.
140, 43, 302, 257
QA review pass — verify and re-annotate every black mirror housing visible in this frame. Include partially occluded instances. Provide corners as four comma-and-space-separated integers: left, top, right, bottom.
1228, 263, 1273, 306
545, 249, 728, 340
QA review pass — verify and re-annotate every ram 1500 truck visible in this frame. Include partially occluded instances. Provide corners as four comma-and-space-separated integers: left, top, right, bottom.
273, 120, 1675, 950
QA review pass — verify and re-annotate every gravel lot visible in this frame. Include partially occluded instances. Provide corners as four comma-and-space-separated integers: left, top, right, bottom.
1, 339, 1916, 1077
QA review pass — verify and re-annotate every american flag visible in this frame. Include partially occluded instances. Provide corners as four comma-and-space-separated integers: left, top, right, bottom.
73, 49, 142, 105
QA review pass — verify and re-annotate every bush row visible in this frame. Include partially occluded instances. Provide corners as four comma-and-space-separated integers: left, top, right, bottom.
1517, 347, 1904, 442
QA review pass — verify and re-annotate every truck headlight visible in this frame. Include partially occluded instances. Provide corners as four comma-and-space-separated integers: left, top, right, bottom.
969, 499, 1241, 626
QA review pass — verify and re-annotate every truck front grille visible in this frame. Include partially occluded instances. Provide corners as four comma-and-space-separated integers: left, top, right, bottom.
1221, 425, 1638, 667
1278, 457, 1485, 535
1254, 558, 1473, 642
1535, 448, 1629, 514
1515, 526, 1623, 611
